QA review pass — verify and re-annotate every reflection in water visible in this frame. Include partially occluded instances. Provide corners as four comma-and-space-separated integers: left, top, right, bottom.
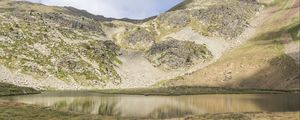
148, 105, 194, 119
1, 92, 299, 119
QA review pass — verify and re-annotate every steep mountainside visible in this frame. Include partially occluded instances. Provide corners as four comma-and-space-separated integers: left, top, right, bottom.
0, 0, 298, 90
157, 0, 300, 90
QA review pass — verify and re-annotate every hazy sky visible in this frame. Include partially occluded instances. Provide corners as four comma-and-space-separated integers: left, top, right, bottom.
26, 0, 183, 19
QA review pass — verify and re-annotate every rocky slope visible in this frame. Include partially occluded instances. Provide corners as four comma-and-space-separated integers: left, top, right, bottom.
157, 0, 300, 90
0, 0, 298, 90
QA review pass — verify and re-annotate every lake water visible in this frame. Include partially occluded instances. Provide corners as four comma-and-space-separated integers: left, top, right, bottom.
1, 92, 299, 119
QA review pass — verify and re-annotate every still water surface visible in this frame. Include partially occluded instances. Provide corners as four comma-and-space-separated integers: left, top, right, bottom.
1, 92, 299, 119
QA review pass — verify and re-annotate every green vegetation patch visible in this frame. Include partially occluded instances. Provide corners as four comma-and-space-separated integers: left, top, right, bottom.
0, 82, 40, 96
286, 22, 300, 41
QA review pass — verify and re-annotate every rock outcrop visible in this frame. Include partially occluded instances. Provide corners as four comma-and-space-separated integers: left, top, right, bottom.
119, 27, 155, 50
158, 10, 191, 28
190, 1, 261, 38
146, 38, 212, 70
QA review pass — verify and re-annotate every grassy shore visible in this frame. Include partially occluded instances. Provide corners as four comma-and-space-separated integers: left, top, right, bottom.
92, 86, 300, 96
0, 82, 40, 96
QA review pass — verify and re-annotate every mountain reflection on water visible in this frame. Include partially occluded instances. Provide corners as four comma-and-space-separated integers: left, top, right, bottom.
2, 92, 299, 119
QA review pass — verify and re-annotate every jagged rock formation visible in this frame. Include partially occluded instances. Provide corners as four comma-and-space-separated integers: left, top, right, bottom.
2, 0, 297, 90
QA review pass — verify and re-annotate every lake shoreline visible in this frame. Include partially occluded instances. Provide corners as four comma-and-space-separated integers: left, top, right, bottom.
0, 101, 299, 120
2, 81, 299, 97
87, 86, 300, 96
1, 84, 300, 120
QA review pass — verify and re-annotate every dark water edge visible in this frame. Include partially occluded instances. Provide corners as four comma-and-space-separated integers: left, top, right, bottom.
91, 86, 300, 96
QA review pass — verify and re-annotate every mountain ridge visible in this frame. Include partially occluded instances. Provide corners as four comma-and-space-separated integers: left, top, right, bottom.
0, 0, 299, 90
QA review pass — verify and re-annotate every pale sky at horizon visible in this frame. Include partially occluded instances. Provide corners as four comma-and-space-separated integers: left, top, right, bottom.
26, 0, 183, 19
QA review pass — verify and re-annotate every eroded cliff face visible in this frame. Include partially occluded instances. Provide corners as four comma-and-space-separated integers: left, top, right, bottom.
2, 0, 297, 90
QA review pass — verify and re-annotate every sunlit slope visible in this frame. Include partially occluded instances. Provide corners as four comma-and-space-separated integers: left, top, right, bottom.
157, 0, 300, 90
